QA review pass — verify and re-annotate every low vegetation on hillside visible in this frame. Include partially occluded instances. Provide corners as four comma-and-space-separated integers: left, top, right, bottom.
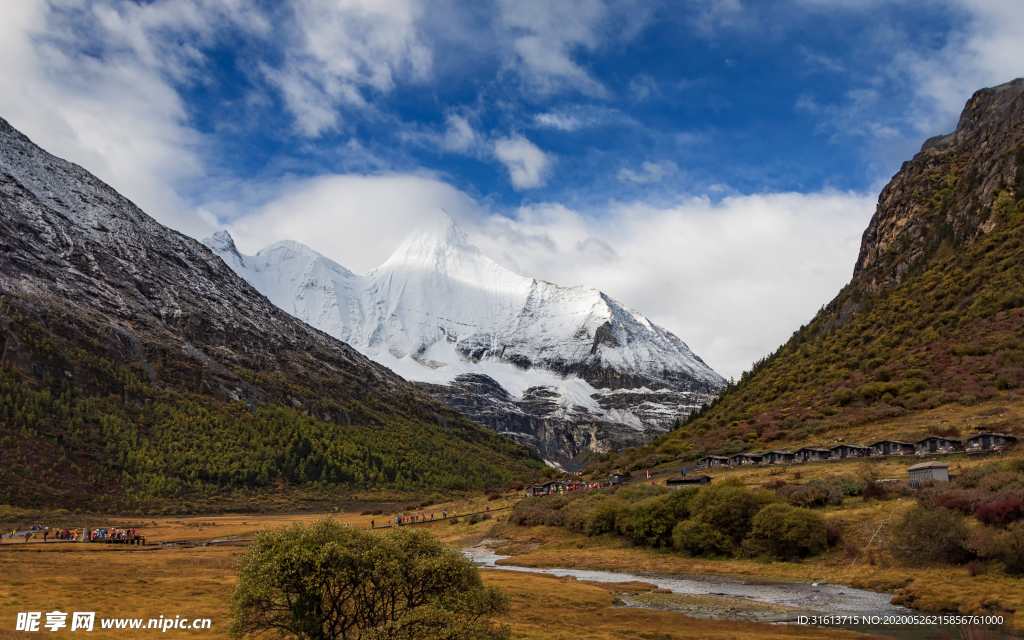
0, 299, 543, 512
515, 456, 1024, 574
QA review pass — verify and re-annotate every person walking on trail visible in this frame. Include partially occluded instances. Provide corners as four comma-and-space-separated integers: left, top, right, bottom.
371, 519, 375, 529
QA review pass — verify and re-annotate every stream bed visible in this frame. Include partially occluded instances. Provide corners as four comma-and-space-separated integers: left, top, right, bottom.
465, 549, 1018, 640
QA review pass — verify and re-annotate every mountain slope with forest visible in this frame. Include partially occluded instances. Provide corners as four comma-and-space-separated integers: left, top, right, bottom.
650, 78, 1024, 461
0, 116, 542, 513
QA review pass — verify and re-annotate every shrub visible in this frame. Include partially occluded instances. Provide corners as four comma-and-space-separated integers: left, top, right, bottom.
780, 480, 846, 508
672, 520, 732, 557
565, 508, 588, 534
862, 483, 888, 500
745, 503, 828, 560
229, 518, 509, 640
979, 472, 1024, 493
832, 388, 854, 406
663, 486, 700, 520
974, 496, 1024, 527
889, 505, 970, 565
688, 478, 781, 545
487, 493, 503, 501
360, 510, 373, 516
619, 496, 676, 548
826, 517, 844, 547
584, 499, 630, 537
933, 489, 982, 514
979, 521, 1024, 573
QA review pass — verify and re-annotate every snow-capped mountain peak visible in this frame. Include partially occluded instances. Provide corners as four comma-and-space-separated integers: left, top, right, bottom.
203, 213, 724, 462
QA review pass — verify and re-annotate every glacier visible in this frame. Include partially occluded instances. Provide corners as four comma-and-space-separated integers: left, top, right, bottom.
203, 212, 725, 464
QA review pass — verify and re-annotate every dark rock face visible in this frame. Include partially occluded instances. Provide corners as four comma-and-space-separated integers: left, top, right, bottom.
415, 373, 705, 466
853, 79, 1024, 293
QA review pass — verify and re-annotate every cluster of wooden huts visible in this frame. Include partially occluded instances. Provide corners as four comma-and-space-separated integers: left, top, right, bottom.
525, 480, 591, 496
698, 432, 1017, 468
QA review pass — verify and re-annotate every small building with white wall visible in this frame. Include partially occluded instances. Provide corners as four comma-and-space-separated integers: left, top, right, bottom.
907, 461, 950, 487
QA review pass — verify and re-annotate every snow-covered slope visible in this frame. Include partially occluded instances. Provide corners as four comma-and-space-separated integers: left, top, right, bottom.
204, 212, 725, 463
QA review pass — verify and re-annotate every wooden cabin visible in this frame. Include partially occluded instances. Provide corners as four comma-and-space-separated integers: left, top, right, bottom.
794, 447, 831, 462
914, 436, 962, 454
965, 433, 1018, 450
666, 475, 712, 487
698, 455, 730, 468
869, 440, 915, 456
763, 450, 795, 464
830, 444, 870, 459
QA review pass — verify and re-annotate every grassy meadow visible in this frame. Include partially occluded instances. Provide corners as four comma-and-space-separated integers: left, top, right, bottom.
0, 508, 865, 640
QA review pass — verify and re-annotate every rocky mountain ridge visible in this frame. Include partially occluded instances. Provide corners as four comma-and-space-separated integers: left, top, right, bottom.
651, 78, 1024, 463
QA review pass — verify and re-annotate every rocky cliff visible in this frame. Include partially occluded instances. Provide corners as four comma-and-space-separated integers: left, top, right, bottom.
651, 78, 1024, 462
843, 78, 1024, 304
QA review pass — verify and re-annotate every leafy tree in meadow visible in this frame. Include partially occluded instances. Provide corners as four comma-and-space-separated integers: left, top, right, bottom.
745, 503, 827, 560
229, 518, 509, 640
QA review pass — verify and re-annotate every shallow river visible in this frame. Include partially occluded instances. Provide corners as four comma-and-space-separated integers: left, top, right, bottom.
465, 550, 1018, 640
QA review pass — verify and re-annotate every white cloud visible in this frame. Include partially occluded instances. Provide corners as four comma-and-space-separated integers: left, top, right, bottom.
618, 160, 678, 184
628, 73, 659, 101
492, 135, 553, 189
223, 173, 482, 273
534, 112, 585, 131
468, 191, 876, 379
495, 0, 616, 97
897, 0, 1024, 134
442, 113, 480, 153
265, 0, 433, 137
223, 170, 875, 380
0, 0, 265, 238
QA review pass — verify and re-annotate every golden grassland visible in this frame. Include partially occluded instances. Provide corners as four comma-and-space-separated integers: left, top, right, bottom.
0, 510, 869, 640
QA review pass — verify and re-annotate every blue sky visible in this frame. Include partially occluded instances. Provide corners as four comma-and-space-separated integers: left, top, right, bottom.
2, 0, 1022, 378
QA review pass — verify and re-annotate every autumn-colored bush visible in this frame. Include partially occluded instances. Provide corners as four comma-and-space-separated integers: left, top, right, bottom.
862, 482, 888, 500
974, 496, 1024, 527
826, 517, 844, 547
933, 489, 983, 514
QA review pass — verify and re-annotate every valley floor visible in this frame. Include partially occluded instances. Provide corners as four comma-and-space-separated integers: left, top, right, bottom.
2, 473, 1022, 638
0, 510, 864, 640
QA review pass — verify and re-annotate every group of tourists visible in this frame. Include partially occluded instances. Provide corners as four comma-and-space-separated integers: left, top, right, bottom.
1, 526, 84, 542
371, 510, 451, 529
90, 527, 139, 543
0, 525, 141, 544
